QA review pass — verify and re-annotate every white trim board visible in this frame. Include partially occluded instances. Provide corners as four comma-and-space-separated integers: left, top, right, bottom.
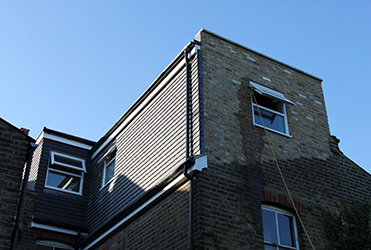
31, 222, 79, 236
36, 131, 93, 150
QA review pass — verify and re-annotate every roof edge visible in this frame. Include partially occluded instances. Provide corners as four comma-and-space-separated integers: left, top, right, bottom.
92, 41, 196, 154
199, 28, 323, 82
35, 127, 95, 148
0, 117, 35, 142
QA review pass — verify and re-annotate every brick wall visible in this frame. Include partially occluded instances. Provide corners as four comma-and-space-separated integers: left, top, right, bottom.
14, 191, 38, 249
0, 119, 30, 250
195, 30, 371, 249
92, 183, 190, 250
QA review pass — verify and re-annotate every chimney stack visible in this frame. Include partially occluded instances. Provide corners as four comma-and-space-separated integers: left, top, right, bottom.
20, 128, 30, 136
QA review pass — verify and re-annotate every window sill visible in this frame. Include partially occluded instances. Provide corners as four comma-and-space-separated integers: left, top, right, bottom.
253, 124, 292, 138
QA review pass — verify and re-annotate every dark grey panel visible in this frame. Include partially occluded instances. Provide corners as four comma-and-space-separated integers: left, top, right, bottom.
32, 138, 91, 230
88, 53, 202, 233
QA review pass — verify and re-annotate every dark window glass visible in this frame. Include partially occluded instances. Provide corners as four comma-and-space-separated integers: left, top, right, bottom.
278, 213, 295, 247
254, 107, 286, 133
54, 154, 83, 169
104, 160, 115, 184
253, 92, 283, 113
262, 207, 298, 249
262, 209, 278, 243
47, 171, 80, 192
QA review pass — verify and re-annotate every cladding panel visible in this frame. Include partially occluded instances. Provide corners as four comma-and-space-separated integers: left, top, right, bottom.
32, 138, 91, 229
87, 53, 201, 233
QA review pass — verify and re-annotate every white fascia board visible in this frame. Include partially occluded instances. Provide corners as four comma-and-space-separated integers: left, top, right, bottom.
92, 57, 187, 159
36, 131, 92, 150
83, 154, 208, 249
31, 222, 79, 236
249, 81, 294, 105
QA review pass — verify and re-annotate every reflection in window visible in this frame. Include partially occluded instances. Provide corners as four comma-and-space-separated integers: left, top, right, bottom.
262, 206, 299, 250
103, 147, 116, 186
252, 91, 288, 135
45, 152, 86, 195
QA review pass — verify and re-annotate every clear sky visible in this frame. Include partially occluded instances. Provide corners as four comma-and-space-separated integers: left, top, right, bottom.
1, 1, 370, 174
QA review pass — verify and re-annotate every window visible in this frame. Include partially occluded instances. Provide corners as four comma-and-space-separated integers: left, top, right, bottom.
35, 240, 73, 250
250, 81, 293, 136
102, 146, 116, 186
262, 205, 299, 250
45, 152, 86, 195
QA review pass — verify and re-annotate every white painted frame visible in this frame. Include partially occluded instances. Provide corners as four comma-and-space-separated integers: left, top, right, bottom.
31, 222, 79, 235
101, 155, 116, 188
36, 240, 74, 250
51, 152, 86, 172
251, 99, 291, 137
45, 152, 85, 195
262, 205, 300, 250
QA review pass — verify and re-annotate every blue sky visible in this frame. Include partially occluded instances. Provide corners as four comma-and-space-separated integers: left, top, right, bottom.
1, 1, 370, 174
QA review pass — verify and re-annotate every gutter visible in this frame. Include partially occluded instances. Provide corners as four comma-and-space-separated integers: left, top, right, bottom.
10, 142, 37, 250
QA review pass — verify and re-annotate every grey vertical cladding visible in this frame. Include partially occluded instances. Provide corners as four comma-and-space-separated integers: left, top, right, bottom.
87, 53, 201, 233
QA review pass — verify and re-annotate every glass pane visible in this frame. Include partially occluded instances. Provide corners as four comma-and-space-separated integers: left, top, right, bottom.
265, 245, 277, 250
56, 247, 73, 250
262, 209, 278, 243
104, 160, 115, 184
253, 92, 283, 113
278, 213, 295, 247
54, 154, 83, 169
47, 171, 81, 192
254, 107, 286, 134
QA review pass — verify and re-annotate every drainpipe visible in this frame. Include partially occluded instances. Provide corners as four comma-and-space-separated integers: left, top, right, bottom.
184, 45, 194, 250
183, 161, 195, 250
10, 142, 37, 250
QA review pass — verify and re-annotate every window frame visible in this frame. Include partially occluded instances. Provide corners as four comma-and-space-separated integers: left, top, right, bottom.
262, 205, 300, 250
45, 152, 86, 195
250, 81, 293, 137
101, 146, 116, 188
35, 240, 74, 250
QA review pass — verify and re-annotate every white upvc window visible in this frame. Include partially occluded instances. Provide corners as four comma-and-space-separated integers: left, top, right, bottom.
250, 81, 293, 136
35, 240, 74, 250
101, 146, 116, 187
262, 205, 300, 250
45, 152, 86, 195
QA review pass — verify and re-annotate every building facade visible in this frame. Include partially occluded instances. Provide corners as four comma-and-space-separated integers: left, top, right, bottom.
0, 118, 34, 249
5, 29, 370, 250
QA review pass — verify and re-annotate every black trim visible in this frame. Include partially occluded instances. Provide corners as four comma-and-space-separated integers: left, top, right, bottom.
43, 127, 96, 146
